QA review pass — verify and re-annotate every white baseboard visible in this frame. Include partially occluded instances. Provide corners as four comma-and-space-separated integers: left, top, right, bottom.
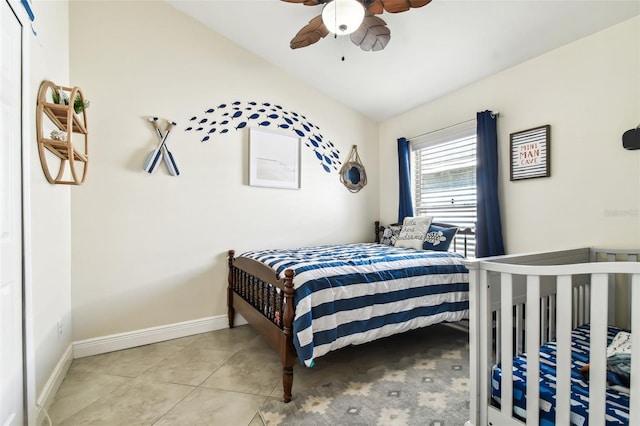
73, 314, 247, 359
36, 343, 73, 426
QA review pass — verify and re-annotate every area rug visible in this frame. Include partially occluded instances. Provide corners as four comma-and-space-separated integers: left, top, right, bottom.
259, 326, 470, 426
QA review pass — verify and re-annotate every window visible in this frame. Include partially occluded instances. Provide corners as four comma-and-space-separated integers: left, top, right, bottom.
411, 121, 476, 257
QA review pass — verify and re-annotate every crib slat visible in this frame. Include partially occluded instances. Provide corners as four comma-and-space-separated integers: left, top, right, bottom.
515, 304, 523, 354
540, 295, 548, 343
555, 275, 572, 425
607, 254, 616, 324
525, 275, 540, 426
589, 273, 609, 426
500, 273, 514, 417
548, 294, 556, 341
630, 273, 640, 426
477, 268, 491, 425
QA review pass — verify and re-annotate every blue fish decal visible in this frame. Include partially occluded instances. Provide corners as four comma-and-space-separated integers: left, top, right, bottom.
188, 101, 342, 173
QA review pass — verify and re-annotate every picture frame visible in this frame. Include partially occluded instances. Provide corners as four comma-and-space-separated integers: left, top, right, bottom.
249, 127, 301, 189
510, 124, 551, 181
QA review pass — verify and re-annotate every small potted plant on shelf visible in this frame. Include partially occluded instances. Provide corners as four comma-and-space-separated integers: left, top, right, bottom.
51, 88, 90, 114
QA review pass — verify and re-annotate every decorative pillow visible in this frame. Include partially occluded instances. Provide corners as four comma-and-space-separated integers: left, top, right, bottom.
380, 224, 402, 246
423, 224, 458, 251
394, 216, 433, 249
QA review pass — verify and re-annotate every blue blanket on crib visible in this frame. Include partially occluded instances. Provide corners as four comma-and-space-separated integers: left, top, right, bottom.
491, 324, 630, 426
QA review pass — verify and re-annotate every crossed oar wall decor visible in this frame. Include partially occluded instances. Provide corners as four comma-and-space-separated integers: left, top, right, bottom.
143, 117, 180, 176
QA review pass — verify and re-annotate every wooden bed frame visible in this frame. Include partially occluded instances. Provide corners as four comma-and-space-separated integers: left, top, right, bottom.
227, 220, 473, 402
465, 248, 640, 425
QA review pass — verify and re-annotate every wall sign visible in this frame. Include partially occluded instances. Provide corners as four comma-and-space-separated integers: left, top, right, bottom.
510, 125, 550, 181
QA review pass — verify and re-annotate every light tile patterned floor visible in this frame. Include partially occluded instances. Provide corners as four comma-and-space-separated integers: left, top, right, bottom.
46, 324, 461, 425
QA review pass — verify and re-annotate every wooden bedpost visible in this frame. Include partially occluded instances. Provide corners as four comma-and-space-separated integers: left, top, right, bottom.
374, 221, 381, 243
281, 269, 296, 402
227, 250, 235, 328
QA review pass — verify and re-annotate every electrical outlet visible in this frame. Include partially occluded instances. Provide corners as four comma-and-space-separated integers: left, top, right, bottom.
57, 319, 63, 336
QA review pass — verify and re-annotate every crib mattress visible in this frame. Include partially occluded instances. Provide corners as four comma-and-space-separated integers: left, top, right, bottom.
491, 324, 630, 426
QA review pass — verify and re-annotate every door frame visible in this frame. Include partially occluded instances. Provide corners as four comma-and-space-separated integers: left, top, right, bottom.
4, 0, 36, 423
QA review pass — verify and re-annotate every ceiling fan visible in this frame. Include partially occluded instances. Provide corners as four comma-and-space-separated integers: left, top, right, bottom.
283, 0, 432, 52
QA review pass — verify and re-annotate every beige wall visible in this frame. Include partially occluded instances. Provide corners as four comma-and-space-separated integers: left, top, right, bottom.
68, 0, 379, 341
23, 0, 74, 399
0, 0, 76, 415
379, 16, 640, 253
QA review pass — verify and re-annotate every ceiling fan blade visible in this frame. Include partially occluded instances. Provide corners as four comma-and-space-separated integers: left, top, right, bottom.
350, 15, 390, 52
372, 0, 432, 14
281, 0, 325, 5
290, 15, 330, 49
365, 0, 384, 15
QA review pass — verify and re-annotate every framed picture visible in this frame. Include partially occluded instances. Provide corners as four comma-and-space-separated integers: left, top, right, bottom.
249, 127, 301, 189
510, 125, 551, 181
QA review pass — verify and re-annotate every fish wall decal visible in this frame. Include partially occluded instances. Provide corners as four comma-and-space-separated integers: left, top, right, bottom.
186, 101, 342, 173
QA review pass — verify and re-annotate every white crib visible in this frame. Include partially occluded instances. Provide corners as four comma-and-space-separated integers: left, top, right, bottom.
465, 247, 640, 426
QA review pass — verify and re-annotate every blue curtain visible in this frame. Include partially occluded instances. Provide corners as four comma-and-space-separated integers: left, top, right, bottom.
397, 137, 414, 223
476, 111, 505, 257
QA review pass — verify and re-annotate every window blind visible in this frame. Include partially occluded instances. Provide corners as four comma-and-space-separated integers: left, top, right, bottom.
410, 121, 476, 256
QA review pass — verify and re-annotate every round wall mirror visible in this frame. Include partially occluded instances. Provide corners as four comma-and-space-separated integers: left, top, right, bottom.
339, 145, 367, 192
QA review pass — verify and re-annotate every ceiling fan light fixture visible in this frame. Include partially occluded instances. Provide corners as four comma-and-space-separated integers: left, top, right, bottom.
321, 0, 365, 36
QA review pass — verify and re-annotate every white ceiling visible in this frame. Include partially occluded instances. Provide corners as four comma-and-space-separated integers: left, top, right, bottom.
166, 0, 640, 122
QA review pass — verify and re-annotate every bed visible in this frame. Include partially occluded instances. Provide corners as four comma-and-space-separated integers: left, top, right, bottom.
465, 248, 640, 426
227, 220, 473, 402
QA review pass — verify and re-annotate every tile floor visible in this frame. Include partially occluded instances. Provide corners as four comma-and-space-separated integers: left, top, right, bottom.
46, 323, 462, 425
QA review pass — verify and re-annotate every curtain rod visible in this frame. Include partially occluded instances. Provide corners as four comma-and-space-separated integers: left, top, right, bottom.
408, 111, 499, 141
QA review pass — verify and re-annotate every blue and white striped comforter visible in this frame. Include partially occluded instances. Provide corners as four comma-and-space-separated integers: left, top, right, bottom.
240, 243, 469, 367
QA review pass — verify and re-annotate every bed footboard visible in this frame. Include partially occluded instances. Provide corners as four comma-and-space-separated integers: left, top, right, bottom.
466, 248, 640, 426
227, 250, 297, 402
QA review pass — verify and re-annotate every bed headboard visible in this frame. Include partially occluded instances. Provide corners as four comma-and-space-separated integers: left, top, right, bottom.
374, 220, 475, 257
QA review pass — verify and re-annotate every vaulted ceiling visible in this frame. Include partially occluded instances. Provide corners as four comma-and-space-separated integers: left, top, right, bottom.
166, 0, 640, 122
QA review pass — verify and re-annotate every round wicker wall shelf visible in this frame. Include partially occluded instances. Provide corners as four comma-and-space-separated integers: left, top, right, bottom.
35, 80, 89, 185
